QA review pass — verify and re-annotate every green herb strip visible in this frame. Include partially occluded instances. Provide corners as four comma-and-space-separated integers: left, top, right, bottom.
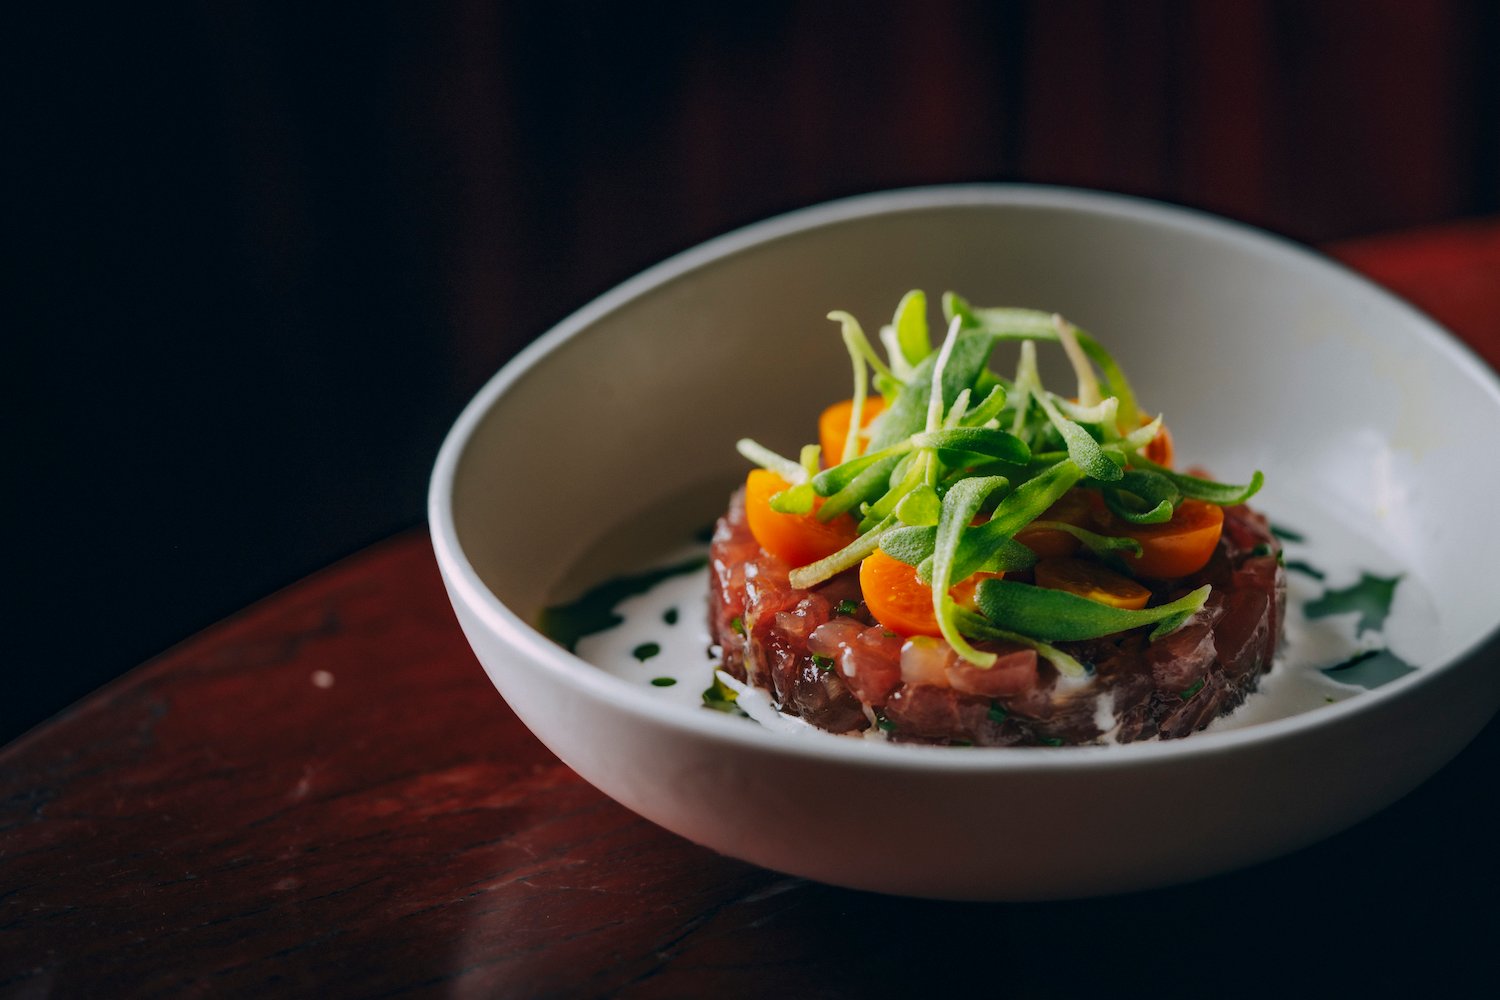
868, 330, 1003, 450
539, 557, 708, 652
1270, 522, 1306, 543
812, 653, 835, 673
960, 384, 1010, 428
1180, 678, 1206, 701
1131, 455, 1264, 506
909, 427, 1031, 467
702, 674, 746, 715
949, 297, 1143, 430
1024, 520, 1143, 559
974, 580, 1210, 643
1034, 385, 1122, 483
1304, 573, 1402, 636
931, 476, 1011, 666
1101, 469, 1179, 524
893, 289, 932, 368
1285, 559, 1325, 581
650, 676, 677, 687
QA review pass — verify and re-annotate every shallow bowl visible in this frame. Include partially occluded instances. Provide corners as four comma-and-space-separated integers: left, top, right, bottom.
429, 186, 1500, 900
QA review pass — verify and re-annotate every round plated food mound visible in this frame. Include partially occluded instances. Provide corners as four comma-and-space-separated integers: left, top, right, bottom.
710, 487, 1285, 745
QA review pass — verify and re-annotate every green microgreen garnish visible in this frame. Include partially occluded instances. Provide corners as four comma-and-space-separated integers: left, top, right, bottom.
892, 289, 932, 370
835, 599, 860, 617
736, 438, 805, 483
1024, 520, 1144, 559
1131, 455, 1264, 506
733, 290, 1266, 670
974, 580, 1211, 643
1101, 469, 1180, 524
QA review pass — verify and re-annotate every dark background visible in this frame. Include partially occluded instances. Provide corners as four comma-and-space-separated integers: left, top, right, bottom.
11, 0, 1499, 743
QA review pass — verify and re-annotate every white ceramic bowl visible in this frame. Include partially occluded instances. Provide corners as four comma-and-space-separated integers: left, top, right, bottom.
429, 186, 1500, 900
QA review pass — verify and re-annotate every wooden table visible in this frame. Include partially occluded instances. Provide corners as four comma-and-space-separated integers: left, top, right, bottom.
6, 220, 1498, 997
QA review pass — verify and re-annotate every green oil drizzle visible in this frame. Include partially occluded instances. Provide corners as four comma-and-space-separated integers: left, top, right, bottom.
632, 642, 662, 662
1321, 648, 1417, 688
1304, 572, 1402, 636
538, 556, 708, 652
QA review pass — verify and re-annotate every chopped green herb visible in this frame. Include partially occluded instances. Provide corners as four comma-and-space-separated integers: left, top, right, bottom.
1270, 522, 1305, 543
1180, 677, 1206, 700
702, 674, 746, 715
987, 702, 1009, 724
650, 676, 677, 687
875, 713, 897, 733
731, 616, 745, 636
632, 642, 662, 662
812, 654, 835, 673
835, 599, 860, 617
1039, 736, 1065, 747
1304, 573, 1402, 636
1286, 559, 1326, 581
1249, 543, 1273, 558
663, 607, 679, 625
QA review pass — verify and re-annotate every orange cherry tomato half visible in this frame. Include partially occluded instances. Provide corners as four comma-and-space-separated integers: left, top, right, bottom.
859, 548, 1001, 638
744, 469, 860, 568
1095, 497, 1224, 579
1015, 488, 1093, 558
818, 396, 887, 466
1033, 556, 1152, 610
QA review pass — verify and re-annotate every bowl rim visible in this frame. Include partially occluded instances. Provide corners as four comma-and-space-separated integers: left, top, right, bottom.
429, 183, 1500, 773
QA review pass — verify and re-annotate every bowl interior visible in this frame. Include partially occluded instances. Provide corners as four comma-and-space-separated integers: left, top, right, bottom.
449, 190, 1500, 694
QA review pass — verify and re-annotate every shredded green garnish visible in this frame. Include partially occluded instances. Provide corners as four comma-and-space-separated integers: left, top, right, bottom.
733, 290, 1265, 669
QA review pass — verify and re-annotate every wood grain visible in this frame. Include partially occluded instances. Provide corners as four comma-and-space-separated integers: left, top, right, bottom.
4, 223, 1498, 997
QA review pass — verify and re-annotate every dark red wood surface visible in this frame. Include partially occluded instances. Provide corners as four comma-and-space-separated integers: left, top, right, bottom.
4, 222, 1499, 997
